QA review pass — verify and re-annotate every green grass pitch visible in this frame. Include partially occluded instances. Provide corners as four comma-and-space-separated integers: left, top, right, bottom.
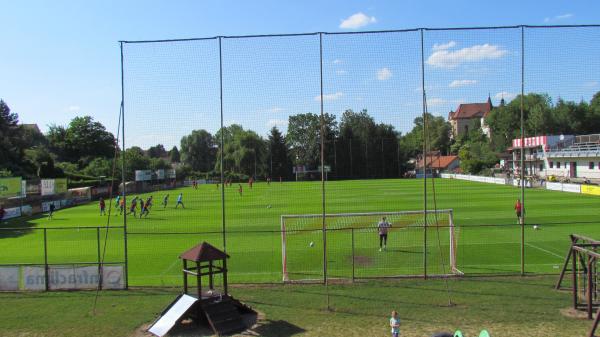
1, 178, 599, 285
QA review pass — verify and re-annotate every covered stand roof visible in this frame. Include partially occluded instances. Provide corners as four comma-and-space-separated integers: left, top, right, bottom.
179, 241, 229, 262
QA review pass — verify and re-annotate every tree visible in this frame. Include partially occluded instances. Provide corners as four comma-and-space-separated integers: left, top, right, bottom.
123, 146, 151, 180
286, 112, 337, 168
24, 147, 59, 178
47, 116, 116, 166
0, 100, 26, 175
214, 125, 267, 177
149, 157, 171, 170
180, 130, 216, 172
169, 146, 181, 163
147, 144, 167, 158
268, 127, 291, 179
82, 157, 113, 178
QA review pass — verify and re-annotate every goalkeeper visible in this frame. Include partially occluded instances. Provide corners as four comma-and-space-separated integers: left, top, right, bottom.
378, 216, 391, 251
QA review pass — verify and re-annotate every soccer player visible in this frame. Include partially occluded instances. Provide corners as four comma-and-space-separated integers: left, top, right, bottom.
118, 198, 125, 215
163, 194, 169, 208
238, 184, 243, 196
378, 216, 391, 251
514, 199, 523, 224
175, 193, 185, 208
248, 177, 253, 189
129, 197, 138, 217
139, 199, 145, 218
0, 205, 5, 223
48, 203, 55, 220
115, 195, 121, 209
99, 197, 106, 216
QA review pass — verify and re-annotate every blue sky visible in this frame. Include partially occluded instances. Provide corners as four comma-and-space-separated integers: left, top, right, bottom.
1, 0, 599, 148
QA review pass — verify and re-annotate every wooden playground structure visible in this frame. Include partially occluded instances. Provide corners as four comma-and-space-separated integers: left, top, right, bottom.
556, 234, 600, 337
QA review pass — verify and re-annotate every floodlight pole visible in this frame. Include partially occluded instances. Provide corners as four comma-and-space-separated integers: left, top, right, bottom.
120, 41, 129, 290
520, 25, 525, 276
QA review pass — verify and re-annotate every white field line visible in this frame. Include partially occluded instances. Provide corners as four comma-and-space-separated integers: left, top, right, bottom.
525, 242, 564, 259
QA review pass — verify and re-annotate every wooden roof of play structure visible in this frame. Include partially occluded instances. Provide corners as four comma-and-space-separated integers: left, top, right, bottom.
179, 242, 229, 262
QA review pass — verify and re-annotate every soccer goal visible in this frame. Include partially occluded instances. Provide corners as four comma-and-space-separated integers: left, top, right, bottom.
281, 209, 461, 282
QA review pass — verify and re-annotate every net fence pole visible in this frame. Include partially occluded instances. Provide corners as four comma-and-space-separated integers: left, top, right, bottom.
420, 28, 428, 280
43, 228, 49, 291
520, 25, 525, 276
351, 228, 355, 282
219, 36, 228, 290
319, 32, 330, 310
120, 41, 129, 290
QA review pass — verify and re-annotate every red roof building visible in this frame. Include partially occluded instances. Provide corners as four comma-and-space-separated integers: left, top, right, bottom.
415, 155, 460, 172
448, 96, 493, 137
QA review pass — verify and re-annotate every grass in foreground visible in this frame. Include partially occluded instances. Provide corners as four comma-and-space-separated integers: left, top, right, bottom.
0, 275, 594, 337
1, 179, 600, 284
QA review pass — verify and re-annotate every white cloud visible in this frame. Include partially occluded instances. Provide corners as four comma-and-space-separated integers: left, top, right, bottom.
266, 107, 285, 113
427, 98, 447, 106
267, 119, 288, 128
339, 12, 377, 29
494, 91, 517, 101
432, 41, 456, 51
449, 79, 477, 88
544, 13, 574, 23
377, 67, 392, 80
426, 44, 508, 69
333, 59, 342, 64
583, 81, 599, 88
336, 70, 347, 75
315, 92, 343, 102
67, 105, 80, 112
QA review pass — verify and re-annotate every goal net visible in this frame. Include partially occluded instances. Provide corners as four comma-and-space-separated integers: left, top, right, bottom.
281, 209, 461, 282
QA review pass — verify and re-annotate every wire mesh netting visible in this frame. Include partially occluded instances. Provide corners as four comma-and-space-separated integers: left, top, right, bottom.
5, 25, 599, 288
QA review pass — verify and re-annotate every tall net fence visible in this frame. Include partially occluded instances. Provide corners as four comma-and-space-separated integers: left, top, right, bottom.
7, 25, 596, 287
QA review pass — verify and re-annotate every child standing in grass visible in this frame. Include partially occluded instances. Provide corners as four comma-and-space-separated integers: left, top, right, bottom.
389, 310, 400, 337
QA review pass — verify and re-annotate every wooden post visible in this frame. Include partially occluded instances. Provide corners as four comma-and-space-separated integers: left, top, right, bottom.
223, 259, 228, 295
196, 261, 201, 299
556, 246, 574, 289
589, 306, 600, 337
183, 259, 188, 295
573, 250, 579, 309
209, 260, 214, 290
588, 257, 595, 320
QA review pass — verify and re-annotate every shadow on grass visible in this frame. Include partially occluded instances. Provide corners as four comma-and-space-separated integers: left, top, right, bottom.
250, 319, 306, 337
0, 213, 49, 238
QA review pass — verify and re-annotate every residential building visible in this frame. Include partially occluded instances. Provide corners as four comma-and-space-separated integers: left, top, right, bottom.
448, 96, 493, 137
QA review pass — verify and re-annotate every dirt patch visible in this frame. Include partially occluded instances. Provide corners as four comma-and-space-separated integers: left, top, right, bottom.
352, 255, 373, 267
560, 307, 596, 320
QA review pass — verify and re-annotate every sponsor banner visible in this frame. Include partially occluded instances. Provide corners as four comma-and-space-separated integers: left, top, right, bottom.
41, 179, 55, 196
102, 266, 125, 289
546, 182, 562, 191
0, 267, 19, 291
91, 186, 110, 197
156, 169, 165, 180
54, 178, 67, 194
562, 183, 581, 193
23, 266, 46, 290
41, 200, 62, 212
135, 170, 153, 182
21, 180, 26, 197
21, 205, 33, 216
3, 207, 22, 219
581, 185, 600, 196
0, 177, 22, 198
26, 181, 41, 195
166, 169, 176, 179
69, 187, 91, 203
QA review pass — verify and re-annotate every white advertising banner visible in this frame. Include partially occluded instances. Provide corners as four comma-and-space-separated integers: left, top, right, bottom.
155, 169, 165, 180
0, 267, 19, 291
546, 182, 563, 191
135, 170, 153, 181
3, 207, 22, 219
102, 266, 125, 289
562, 183, 581, 193
41, 179, 55, 196
23, 266, 46, 290
41, 200, 62, 212
166, 169, 176, 179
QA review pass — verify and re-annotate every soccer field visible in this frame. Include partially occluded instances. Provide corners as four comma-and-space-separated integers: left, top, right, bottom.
1, 178, 600, 285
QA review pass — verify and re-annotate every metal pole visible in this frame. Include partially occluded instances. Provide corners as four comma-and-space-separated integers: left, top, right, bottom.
351, 228, 355, 282
44, 228, 49, 291
219, 37, 228, 271
420, 28, 428, 280
97, 227, 102, 290
120, 42, 129, 290
319, 32, 330, 310
381, 138, 384, 178
520, 25, 525, 276
573, 250, 578, 309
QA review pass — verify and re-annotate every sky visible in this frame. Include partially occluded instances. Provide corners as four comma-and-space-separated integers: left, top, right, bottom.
1, 0, 600, 149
